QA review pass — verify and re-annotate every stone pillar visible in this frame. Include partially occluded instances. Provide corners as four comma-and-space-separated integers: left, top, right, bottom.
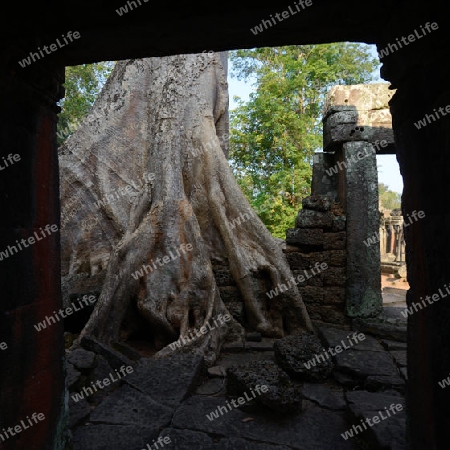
322, 84, 395, 318
343, 141, 383, 317
0, 57, 68, 449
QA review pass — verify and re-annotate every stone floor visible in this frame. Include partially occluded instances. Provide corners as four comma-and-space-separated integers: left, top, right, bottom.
68, 315, 407, 450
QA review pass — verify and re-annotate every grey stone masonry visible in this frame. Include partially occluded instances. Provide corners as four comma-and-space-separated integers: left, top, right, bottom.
323, 84, 396, 154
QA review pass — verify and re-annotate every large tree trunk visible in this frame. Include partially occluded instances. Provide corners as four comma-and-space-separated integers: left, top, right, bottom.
60, 53, 313, 364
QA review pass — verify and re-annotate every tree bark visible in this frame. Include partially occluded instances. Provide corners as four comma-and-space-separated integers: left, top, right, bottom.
60, 53, 313, 364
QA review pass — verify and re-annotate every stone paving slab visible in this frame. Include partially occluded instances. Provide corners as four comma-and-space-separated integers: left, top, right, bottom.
125, 353, 204, 407
172, 395, 352, 449
334, 350, 399, 378
319, 326, 385, 352
302, 383, 346, 411
69, 396, 91, 429
73, 424, 161, 450
159, 428, 292, 450
90, 384, 173, 427
345, 390, 406, 450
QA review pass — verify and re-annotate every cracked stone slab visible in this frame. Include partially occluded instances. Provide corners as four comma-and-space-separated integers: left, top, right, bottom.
302, 383, 346, 410
73, 424, 161, 450
390, 350, 407, 367
125, 353, 204, 407
334, 350, 399, 379
345, 391, 406, 450
382, 339, 407, 351
353, 307, 407, 342
318, 326, 384, 352
172, 396, 352, 449
81, 336, 134, 369
90, 384, 173, 427
86, 355, 118, 405
195, 378, 226, 395
67, 362, 82, 391
364, 375, 406, 394
159, 428, 291, 449
69, 396, 91, 429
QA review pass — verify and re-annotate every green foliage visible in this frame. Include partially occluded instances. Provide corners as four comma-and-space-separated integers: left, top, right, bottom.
379, 183, 401, 210
57, 62, 114, 146
229, 44, 379, 237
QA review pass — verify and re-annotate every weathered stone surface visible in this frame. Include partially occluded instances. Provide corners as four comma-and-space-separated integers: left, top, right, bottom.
222, 341, 245, 352
172, 396, 352, 449
307, 305, 349, 325
91, 384, 173, 426
318, 327, 384, 352
353, 307, 407, 342
226, 360, 302, 414
334, 350, 399, 379
245, 332, 262, 342
125, 354, 204, 407
324, 84, 395, 115
67, 362, 82, 391
302, 195, 333, 212
323, 232, 346, 250
159, 428, 292, 450
69, 396, 91, 429
274, 334, 334, 381
323, 287, 346, 305
73, 424, 160, 450
333, 371, 355, 387
323, 84, 395, 152
400, 368, 407, 381
244, 338, 276, 351
365, 375, 406, 394
323, 267, 346, 286
343, 140, 383, 318
293, 270, 323, 287
295, 210, 334, 229
390, 350, 407, 367
81, 336, 133, 370
286, 228, 323, 247
345, 390, 406, 450
112, 342, 142, 362
382, 339, 407, 351
86, 355, 117, 405
68, 348, 97, 371
208, 366, 226, 378
285, 252, 312, 270
299, 286, 323, 304
332, 216, 346, 232
195, 378, 225, 395
286, 252, 326, 271
302, 383, 346, 410
323, 250, 346, 267
216, 352, 275, 369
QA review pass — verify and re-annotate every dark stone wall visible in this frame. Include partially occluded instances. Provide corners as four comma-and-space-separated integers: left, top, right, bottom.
0, 54, 67, 449
388, 50, 450, 450
285, 197, 349, 327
